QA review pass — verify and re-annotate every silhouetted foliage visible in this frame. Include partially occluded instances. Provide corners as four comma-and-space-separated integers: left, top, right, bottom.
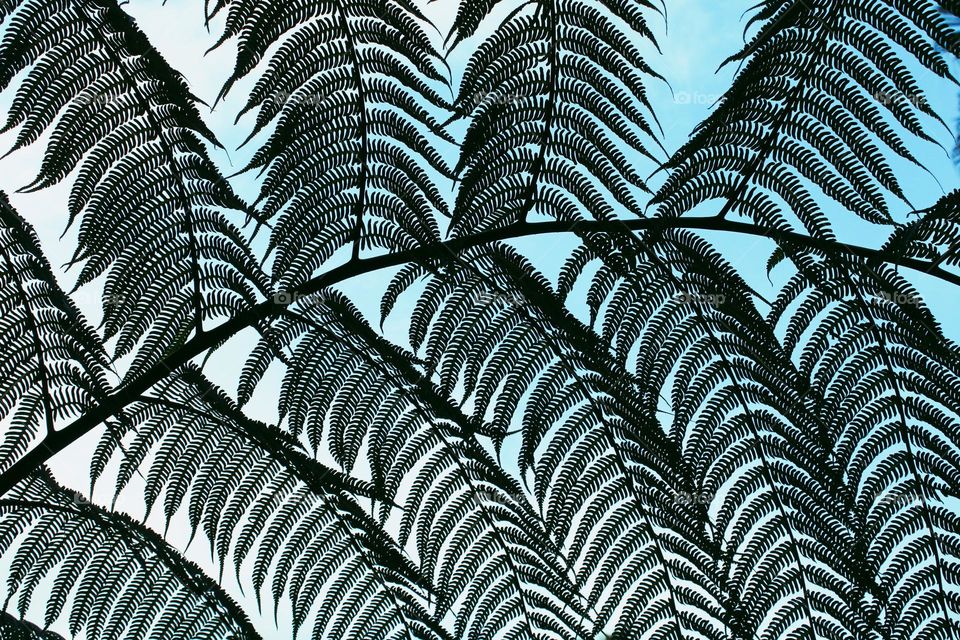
0, 0, 957, 638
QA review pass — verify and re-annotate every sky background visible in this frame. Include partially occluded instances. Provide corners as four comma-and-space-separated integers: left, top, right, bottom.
0, 0, 958, 637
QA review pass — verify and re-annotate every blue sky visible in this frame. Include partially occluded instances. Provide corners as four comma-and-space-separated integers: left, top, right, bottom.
0, 0, 958, 637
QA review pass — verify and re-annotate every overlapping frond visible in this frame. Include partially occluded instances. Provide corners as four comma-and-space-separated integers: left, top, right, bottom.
884, 189, 960, 268
242, 292, 591, 639
209, 0, 451, 288
0, 613, 63, 640
388, 244, 731, 640
0, 469, 260, 640
92, 366, 444, 640
559, 230, 869, 640
0, 0, 267, 380
449, 0, 662, 236
0, 195, 108, 473
769, 254, 960, 640
654, 0, 960, 233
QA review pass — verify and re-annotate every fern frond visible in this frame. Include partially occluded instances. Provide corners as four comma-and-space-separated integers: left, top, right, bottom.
0, 195, 108, 473
0, 469, 260, 640
94, 366, 446, 640
450, 0, 661, 236
0, 616, 63, 640
390, 243, 732, 640
212, 0, 451, 287
0, 0, 267, 381
885, 189, 960, 269
770, 254, 960, 640
0, 613, 63, 639
243, 292, 592, 639
559, 230, 873, 640
654, 0, 960, 232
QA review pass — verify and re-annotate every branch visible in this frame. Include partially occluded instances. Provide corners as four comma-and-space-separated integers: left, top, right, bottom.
0, 216, 955, 495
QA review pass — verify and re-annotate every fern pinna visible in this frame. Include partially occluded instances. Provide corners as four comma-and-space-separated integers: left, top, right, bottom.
0, 0, 957, 639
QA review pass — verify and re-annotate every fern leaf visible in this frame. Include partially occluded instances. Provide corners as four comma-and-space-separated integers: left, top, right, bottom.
770, 253, 960, 640
885, 189, 960, 269
450, 0, 661, 236
0, 195, 108, 473
94, 365, 446, 640
654, 0, 960, 233
243, 293, 593, 639
391, 243, 733, 640
0, 469, 260, 640
0, 612, 63, 640
212, 0, 451, 288
558, 230, 875, 639
0, 0, 268, 381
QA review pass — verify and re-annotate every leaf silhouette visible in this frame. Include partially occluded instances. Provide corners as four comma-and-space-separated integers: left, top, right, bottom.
0, 613, 64, 640
0, 0, 268, 381
210, 0, 452, 288
391, 244, 733, 639
654, 0, 960, 231
243, 292, 593, 638
0, 469, 260, 640
770, 252, 960, 640
449, 0, 662, 236
94, 365, 448, 640
0, 195, 108, 472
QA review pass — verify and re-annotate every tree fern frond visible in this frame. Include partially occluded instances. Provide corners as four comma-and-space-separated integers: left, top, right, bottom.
0, 195, 108, 473
390, 243, 733, 640
0, 0, 268, 381
0, 469, 260, 640
95, 366, 446, 640
559, 230, 873, 640
212, 0, 451, 288
449, 0, 662, 236
654, 0, 960, 232
770, 254, 960, 640
243, 293, 593, 639
0, 613, 63, 640
885, 189, 960, 269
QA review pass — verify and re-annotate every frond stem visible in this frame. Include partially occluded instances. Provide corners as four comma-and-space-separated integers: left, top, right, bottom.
0, 216, 956, 496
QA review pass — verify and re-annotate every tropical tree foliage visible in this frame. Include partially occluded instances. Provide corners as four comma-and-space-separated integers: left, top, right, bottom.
0, 0, 958, 638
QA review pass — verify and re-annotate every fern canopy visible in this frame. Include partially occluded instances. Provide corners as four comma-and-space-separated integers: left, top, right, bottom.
0, 1, 958, 640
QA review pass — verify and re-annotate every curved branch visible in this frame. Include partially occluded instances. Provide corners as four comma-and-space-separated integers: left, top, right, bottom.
0, 216, 955, 496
